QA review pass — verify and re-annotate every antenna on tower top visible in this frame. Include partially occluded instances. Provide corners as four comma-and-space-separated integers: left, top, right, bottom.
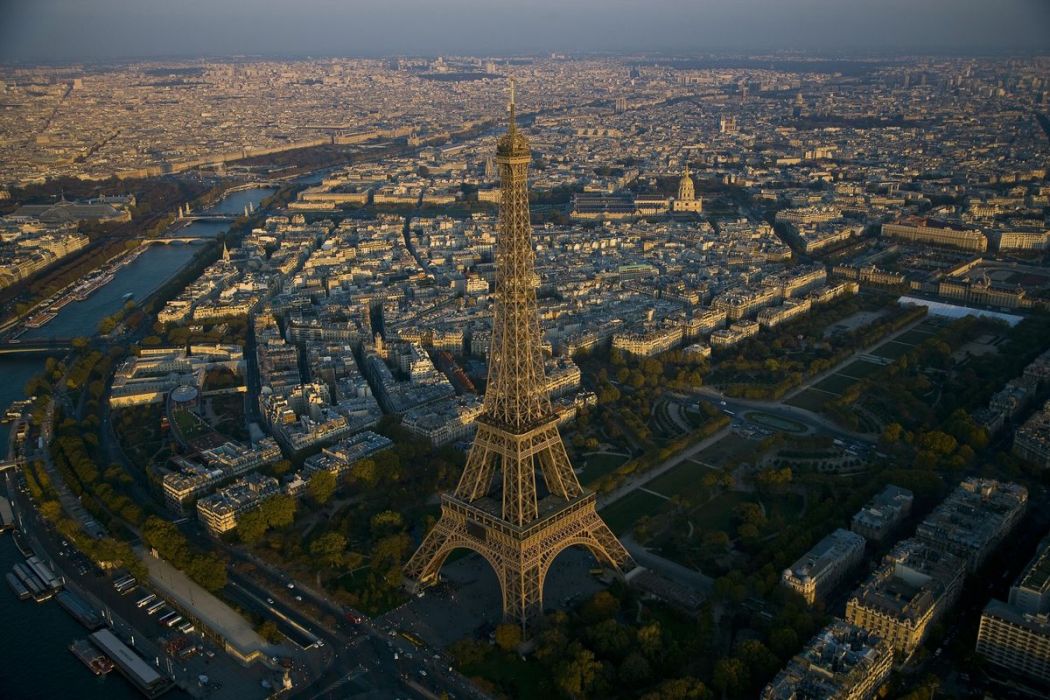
508, 77, 517, 131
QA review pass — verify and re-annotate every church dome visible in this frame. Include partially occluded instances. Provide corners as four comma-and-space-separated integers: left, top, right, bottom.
677, 165, 695, 201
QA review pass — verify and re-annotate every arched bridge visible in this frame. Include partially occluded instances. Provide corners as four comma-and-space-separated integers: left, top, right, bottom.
142, 237, 212, 245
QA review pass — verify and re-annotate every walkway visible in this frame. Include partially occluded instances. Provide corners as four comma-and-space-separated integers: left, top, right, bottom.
33, 396, 106, 538
597, 424, 732, 510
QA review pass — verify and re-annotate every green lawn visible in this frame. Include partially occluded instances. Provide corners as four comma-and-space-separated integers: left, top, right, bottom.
684, 407, 710, 429
599, 491, 668, 535
577, 452, 629, 486
690, 492, 751, 532
871, 340, 915, 360
646, 459, 712, 503
836, 359, 883, 379
785, 389, 831, 413
761, 492, 805, 521
812, 373, 856, 395
895, 328, 937, 345
693, 432, 755, 466
171, 408, 211, 439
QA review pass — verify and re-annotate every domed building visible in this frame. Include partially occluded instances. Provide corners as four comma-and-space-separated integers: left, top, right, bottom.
672, 164, 703, 213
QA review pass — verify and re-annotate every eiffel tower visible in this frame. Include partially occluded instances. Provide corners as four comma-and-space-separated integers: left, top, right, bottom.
403, 82, 635, 632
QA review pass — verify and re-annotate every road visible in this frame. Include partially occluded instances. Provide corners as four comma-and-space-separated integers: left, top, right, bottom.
693, 389, 877, 444
598, 313, 935, 510
3, 469, 277, 699
597, 424, 732, 510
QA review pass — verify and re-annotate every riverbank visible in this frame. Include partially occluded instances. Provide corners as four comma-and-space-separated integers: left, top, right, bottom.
1, 186, 274, 340
0, 186, 275, 699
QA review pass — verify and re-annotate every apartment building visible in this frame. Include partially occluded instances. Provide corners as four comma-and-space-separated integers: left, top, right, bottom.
782, 528, 866, 605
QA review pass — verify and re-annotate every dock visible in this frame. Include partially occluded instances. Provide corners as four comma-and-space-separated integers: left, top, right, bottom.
6, 571, 31, 600
56, 590, 105, 631
0, 495, 14, 532
13, 529, 33, 557
89, 628, 173, 698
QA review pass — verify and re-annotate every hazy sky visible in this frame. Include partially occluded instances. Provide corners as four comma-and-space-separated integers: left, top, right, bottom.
1, 0, 1048, 63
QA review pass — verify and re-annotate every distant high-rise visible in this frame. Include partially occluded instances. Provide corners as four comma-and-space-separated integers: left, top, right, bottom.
403, 82, 635, 632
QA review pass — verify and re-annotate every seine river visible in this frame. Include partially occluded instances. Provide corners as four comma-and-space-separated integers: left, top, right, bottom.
0, 187, 272, 698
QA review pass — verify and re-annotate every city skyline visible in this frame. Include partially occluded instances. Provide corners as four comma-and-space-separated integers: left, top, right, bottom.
1, 4, 1050, 697
1, 0, 1049, 62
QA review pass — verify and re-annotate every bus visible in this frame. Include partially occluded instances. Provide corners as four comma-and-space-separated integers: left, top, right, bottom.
165, 615, 183, 628
136, 593, 157, 608
158, 611, 178, 625
146, 601, 166, 616
399, 631, 424, 648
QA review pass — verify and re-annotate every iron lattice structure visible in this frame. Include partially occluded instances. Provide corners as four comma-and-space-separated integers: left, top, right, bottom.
403, 88, 635, 631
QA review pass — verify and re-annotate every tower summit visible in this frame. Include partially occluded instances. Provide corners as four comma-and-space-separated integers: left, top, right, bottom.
403, 83, 635, 632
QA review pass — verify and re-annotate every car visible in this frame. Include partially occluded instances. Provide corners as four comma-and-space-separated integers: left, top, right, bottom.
286, 583, 295, 589
295, 595, 302, 602
266, 598, 274, 605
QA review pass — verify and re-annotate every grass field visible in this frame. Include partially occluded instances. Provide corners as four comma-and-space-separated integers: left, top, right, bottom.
836, 359, 883, 379
171, 408, 211, 439
690, 492, 751, 532
761, 492, 805, 521
645, 459, 713, 503
812, 373, 854, 395
599, 491, 668, 535
577, 452, 630, 485
871, 339, 916, 360
895, 328, 937, 345
693, 432, 756, 466
785, 389, 831, 412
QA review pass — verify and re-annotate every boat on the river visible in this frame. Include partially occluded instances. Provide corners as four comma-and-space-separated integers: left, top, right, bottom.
5, 572, 30, 600
69, 639, 114, 676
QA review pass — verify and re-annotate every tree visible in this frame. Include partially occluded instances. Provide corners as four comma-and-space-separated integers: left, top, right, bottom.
640, 678, 712, 700
370, 510, 404, 535
308, 471, 337, 505
263, 494, 296, 527
877, 421, 902, 442
581, 590, 620, 623
712, 657, 748, 696
619, 652, 652, 686
586, 618, 631, 658
350, 458, 378, 487
555, 647, 603, 698
636, 622, 663, 659
494, 623, 522, 652
309, 532, 347, 569
769, 627, 799, 659
918, 430, 957, 456
238, 509, 268, 545
258, 620, 282, 643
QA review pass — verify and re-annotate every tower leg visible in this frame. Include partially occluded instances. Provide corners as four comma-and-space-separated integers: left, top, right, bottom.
403, 519, 457, 592
502, 555, 543, 633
